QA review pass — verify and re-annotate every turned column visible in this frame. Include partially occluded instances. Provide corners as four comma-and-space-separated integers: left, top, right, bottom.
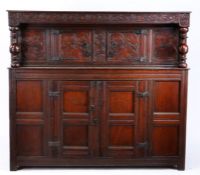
179, 27, 189, 68
9, 26, 21, 68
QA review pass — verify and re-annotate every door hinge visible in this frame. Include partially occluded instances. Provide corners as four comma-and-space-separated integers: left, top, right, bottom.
137, 91, 149, 98
89, 105, 95, 112
134, 29, 148, 35
48, 141, 60, 147
48, 91, 60, 97
50, 56, 60, 61
136, 141, 148, 148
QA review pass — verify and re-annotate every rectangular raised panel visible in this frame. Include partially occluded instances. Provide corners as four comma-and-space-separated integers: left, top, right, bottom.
154, 81, 180, 112
106, 29, 147, 63
63, 91, 89, 113
110, 91, 134, 113
152, 28, 178, 64
22, 27, 46, 63
63, 125, 88, 147
16, 81, 43, 112
152, 126, 179, 156
16, 125, 44, 156
110, 125, 134, 147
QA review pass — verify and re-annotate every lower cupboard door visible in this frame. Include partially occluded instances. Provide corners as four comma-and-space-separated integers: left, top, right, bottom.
100, 81, 149, 158
57, 81, 98, 158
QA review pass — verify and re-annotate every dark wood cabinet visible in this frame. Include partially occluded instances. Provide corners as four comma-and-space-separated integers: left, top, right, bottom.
8, 11, 190, 170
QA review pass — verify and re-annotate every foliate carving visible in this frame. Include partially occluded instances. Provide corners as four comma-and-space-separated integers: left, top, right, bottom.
179, 27, 189, 68
107, 30, 146, 62
9, 26, 21, 68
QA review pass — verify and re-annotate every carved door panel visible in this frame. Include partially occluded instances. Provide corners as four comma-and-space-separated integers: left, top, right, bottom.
47, 29, 93, 63
15, 80, 48, 157
150, 80, 181, 156
54, 81, 99, 158
100, 81, 150, 158
106, 29, 148, 64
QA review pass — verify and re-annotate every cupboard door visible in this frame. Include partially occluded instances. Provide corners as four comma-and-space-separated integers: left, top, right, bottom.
101, 81, 149, 158
56, 81, 98, 158
151, 81, 181, 156
15, 80, 48, 157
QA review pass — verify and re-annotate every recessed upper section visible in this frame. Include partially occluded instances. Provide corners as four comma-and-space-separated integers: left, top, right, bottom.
8, 11, 190, 68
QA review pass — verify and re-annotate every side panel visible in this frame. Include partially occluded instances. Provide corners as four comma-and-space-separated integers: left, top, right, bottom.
151, 81, 181, 156
15, 80, 48, 157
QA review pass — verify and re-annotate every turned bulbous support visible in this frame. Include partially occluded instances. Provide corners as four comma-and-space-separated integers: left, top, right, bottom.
179, 27, 189, 68
9, 26, 21, 68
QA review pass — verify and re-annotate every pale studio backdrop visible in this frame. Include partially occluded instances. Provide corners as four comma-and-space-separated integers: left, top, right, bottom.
0, 0, 200, 175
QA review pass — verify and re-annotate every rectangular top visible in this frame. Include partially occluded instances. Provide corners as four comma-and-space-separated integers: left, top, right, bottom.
8, 11, 190, 27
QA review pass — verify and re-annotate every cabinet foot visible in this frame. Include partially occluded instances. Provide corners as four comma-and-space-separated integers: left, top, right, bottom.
10, 164, 20, 171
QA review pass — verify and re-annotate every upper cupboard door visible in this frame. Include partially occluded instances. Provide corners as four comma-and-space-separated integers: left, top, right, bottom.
21, 26, 178, 66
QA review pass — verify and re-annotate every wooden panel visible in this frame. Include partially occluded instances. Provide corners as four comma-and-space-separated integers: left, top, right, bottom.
154, 81, 180, 112
63, 91, 89, 113
110, 91, 134, 113
152, 27, 178, 64
110, 125, 134, 146
152, 126, 179, 156
22, 27, 46, 63
16, 81, 43, 112
63, 125, 88, 146
16, 125, 43, 156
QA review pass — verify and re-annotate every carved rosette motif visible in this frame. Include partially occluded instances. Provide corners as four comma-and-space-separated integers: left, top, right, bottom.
179, 27, 189, 68
9, 26, 21, 68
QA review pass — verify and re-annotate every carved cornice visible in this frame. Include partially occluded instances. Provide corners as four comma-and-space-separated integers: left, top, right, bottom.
8, 11, 190, 27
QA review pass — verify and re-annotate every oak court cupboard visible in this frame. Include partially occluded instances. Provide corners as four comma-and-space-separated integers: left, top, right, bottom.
8, 11, 190, 170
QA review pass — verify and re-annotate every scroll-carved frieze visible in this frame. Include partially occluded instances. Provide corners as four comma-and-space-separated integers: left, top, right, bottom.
179, 27, 189, 68
8, 11, 190, 27
9, 26, 21, 68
